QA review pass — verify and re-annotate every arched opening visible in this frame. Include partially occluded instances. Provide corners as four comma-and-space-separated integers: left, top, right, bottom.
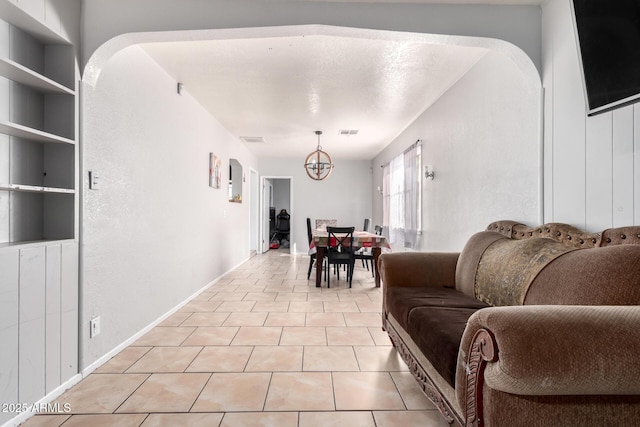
78, 24, 541, 368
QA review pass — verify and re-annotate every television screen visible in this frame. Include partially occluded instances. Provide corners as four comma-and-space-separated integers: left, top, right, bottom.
572, 0, 640, 116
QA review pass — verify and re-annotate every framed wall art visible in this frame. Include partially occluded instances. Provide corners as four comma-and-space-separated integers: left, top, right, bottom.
209, 153, 221, 188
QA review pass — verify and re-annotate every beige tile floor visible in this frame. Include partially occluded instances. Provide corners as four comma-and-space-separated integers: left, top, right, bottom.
23, 250, 449, 427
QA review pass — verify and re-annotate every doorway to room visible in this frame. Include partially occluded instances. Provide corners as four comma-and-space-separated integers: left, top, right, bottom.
260, 176, 293, 254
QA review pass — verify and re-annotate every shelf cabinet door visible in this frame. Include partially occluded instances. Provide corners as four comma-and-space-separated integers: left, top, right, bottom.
60, 241, 77, 380
45, 244, 61, 393
18, 245, 46, 404
0, 249, 19, 426
0, 241, 77, 420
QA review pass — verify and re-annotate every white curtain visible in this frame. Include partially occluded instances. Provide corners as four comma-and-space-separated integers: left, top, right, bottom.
387, 155, 404, 245
403, 145, 420, 249
382, 162, 390, 232
383, 143, 420, 249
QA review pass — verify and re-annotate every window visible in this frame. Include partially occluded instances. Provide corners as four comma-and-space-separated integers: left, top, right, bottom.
382, 142, 422, 249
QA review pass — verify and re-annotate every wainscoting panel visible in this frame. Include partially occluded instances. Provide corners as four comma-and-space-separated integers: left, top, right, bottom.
18, 246, 47, 404
45, 244, 62, 393
585, 112, 613, 229
0, 240, 77, 423
612, 107, 635, 227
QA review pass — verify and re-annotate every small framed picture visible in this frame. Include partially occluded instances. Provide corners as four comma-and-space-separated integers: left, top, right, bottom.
209, 153, 221, 188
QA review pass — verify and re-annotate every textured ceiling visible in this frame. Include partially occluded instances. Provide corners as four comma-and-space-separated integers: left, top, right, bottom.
134, 1, 544, 160
142, 32, 488, 160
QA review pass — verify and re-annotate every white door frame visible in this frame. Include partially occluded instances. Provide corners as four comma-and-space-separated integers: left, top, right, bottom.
249, 168, 259, 255
261, 177, 273, 254
260, 175, 294, 254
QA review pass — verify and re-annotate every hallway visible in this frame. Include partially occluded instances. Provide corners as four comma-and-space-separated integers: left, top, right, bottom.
23, 251, 448, 427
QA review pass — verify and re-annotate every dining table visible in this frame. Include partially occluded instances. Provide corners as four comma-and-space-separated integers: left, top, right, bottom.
308, 229, 391, 288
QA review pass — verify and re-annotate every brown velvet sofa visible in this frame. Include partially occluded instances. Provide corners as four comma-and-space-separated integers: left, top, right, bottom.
379, 221, 640, 427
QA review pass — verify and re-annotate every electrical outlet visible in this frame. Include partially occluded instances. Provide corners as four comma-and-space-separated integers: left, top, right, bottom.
90, 316, 101, 338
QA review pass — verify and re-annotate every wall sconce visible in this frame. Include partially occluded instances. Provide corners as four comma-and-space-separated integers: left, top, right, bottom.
424, 165, 435, 180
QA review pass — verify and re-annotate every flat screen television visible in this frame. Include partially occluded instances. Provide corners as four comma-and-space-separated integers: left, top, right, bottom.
572, 0, 640, 116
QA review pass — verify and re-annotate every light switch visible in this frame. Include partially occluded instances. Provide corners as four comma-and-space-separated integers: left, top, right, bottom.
89, 171, 100, 189
90, 316, 101, 338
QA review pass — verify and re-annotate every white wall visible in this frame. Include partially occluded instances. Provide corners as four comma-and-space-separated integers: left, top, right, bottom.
542, 0, 640, 231
259, 158, 373, 254
81, 45, 257, 368
373, 50, 542, 252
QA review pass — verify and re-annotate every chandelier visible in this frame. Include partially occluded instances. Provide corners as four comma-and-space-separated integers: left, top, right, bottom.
304, 130, 334, 181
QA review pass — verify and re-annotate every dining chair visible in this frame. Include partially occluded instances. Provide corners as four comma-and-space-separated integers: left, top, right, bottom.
306, 217, 326, 280
355, 218, 371, 271
354, 219, 380, 277
315, 219, 337, 229
315, 219, 340, 276
325, 226, 355, 288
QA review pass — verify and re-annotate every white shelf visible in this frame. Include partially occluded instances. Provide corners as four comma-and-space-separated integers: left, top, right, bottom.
0, 238, 75, 250
0, 183, 74, 194
0, 58, 74, 95
0, 1, 71, 44
0, 120, 75, 145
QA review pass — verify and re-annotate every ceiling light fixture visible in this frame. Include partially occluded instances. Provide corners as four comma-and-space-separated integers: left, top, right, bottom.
304, 130, 334, 181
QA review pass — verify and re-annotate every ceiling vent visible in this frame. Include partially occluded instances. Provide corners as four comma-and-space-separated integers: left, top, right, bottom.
240, 136, 267, 144
339, 129, 359, 136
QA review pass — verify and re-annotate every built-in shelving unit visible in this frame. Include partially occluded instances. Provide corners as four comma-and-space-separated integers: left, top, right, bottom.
0, 2, 79, 424
0, 9, 76, 245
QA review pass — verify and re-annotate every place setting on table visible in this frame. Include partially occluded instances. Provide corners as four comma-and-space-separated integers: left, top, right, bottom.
307, 219, 390, 288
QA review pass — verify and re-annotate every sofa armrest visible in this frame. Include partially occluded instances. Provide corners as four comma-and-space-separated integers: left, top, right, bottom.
457, 305, 640, 405
378, 252, 460, 289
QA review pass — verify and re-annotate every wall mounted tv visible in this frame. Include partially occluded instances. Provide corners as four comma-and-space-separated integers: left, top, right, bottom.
572, 0, 640, 116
